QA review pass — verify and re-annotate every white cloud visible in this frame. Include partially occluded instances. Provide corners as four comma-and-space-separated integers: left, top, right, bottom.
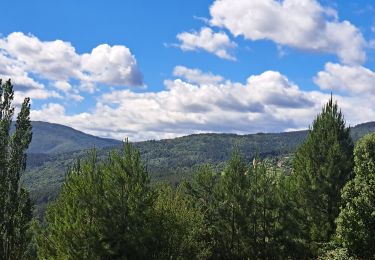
173, 66, 224, 85
210, 0, 366, 65
32, 66, 375, 141
0, 32, 143, 103
81, 44, 143, 86
31, 68, 330, 141
54, 81, 73, 93
314, 63, 375, 95
177, 27, 237, 60
1, 32, 81, 81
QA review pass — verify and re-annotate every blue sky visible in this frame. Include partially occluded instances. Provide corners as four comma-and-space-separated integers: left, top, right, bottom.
1, 0, 375, 140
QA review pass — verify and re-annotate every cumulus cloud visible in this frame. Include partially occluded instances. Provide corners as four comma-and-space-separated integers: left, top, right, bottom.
0, 32, 143, 102
81, 44, 143, 86
210, 0, 366, 65
314, 63, 375, 95
31, 68, 332, 141
177, 27, 237, 60
173, 66, 224, 85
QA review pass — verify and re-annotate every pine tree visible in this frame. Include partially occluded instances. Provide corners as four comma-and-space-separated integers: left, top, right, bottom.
293, 97, 354, 248
184, 164, 219, 255
335, 133, 375, 259
36, 144, 155, 259
214, 151, 251, 259
246, 158, 287, 259
0, 79, 33, 260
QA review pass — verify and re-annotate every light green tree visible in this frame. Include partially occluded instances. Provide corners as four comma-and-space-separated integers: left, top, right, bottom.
335, 133, 375, 259
152, 184, 210, 259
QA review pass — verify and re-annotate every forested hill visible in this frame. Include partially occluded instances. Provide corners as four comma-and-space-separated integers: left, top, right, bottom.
24, 121, 375, 217
26, 121, 121, 154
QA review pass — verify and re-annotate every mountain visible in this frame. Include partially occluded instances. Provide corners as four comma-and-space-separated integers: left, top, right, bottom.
27, 121, 121, 154
23, 121, 375, 218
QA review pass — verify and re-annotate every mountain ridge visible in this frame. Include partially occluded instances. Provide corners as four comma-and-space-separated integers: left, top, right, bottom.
27, 121, 121, 154
23, 120, 375, 218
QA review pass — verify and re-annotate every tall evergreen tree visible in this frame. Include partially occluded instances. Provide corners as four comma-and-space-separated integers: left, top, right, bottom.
0, 79, 33, 260
293, 97, 354, 248
184, 164, 219, 256
246, 158, 298, 259
36, 144, 155, 259
335, 133, 375, 259
213, 151, 251, 259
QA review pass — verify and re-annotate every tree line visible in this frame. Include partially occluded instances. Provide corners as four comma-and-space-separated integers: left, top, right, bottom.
1, 79, 374, 259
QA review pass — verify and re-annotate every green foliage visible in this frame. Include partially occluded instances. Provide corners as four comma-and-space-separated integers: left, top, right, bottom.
36, 144, 154, 259
212, 151, 251, 258
293, 97, 354, 248
335, 133, 375, 259
0, 79, 33, 259
186, 154, 305, 259
318, 247, 355, 260
152, 184, 210, 259
23, 120, 375, 219
37, 143, 211, 259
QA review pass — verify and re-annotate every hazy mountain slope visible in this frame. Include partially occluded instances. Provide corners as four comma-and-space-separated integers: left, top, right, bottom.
27, 121, 121, 154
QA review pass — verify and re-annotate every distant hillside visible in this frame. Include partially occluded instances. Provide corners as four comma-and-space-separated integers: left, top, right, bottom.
27, 121, 121, 154
23, 121, 375, 218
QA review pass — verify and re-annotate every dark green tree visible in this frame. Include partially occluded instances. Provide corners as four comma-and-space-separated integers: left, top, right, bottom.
246, 159, 298, 259
213, 151, 251, 259
37, 142, 211, 259
187, 155, 306, 259
0, 79, 33, 260
293, 97, 354, 249
335, 133, 375, 259
184, 164, 219, 256
36, 144, 155, 259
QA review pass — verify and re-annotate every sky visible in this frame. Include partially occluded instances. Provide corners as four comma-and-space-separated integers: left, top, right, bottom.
1, 0, 375, 140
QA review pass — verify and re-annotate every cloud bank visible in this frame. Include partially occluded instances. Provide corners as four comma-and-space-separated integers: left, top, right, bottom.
0, 32, 143, 103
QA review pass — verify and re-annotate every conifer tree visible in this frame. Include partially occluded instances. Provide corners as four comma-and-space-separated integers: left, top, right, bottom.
36, 144, 155, 259
293, 97, 354, 248
214, 151, 251, 259
0, 79, 33, 260
335, 133, 375, 259
246, 159, 288, 259
184, 164, 219, 254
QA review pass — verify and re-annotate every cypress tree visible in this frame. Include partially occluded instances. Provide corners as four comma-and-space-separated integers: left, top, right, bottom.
0, 79, 33, 260
293, 97, 354, 248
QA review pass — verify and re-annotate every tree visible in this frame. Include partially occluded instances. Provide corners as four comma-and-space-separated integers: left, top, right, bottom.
186, 154, 306, 259
213, 151, 252, 259
293, 97, 354, 248
152, 184, 210, 259
0, 79, 33, 260
37, 142, 210, 259
36, 144, 155, 259
335, 133, 375, 259
184, 164, 219, 255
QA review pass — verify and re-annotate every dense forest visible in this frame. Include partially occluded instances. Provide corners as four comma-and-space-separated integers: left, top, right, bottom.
1, 79, 375, 259
23, 120, 375, 219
